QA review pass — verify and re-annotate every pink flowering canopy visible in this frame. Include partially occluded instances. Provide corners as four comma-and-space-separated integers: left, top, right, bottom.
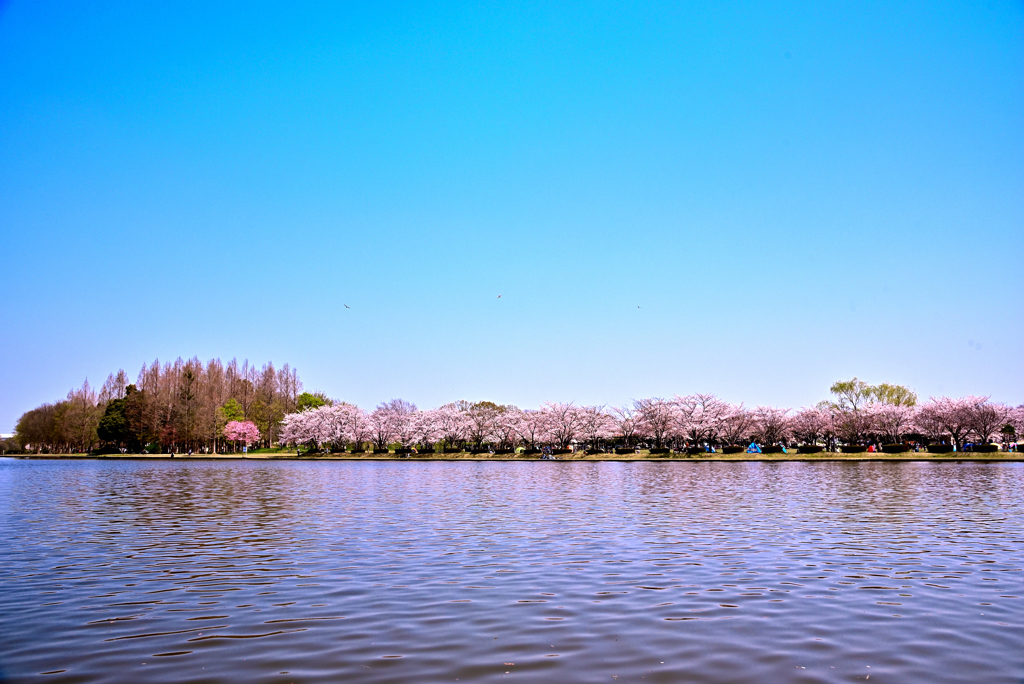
224, 420, 261, 446
273, 390, 1018, 451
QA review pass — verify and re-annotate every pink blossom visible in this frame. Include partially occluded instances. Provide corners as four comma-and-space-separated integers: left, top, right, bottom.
674, 394, 730, 445
751, 406, 790, 445
633, 398, 676, 447
540, 402, 584, 448
434, 403, 471, 448
788, 406, 831, 446
224, 420, 260, 446
611, 405, 640, 447
514, 409, 546, 449
916, 396, 988, 450
718, 404, 754, 446
867, 403, 916, 444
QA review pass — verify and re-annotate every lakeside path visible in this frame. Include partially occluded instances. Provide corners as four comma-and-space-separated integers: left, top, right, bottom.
15, 452, 1024, 462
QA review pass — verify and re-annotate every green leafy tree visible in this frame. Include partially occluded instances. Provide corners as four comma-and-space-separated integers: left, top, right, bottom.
869, 383, 917, 407
219, 398, 245, 423
250, 397, 286, 448
123, 385, 156, 448
15, 402, 64, 453
831, 378, 917, 409
829, 378, 872, 412
297, 392, 331, 412
212, 398, 246, 452
97, 398, 132, 451
1000, 423, 1015, 446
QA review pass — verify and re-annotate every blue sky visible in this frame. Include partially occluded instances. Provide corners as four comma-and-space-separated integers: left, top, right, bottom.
1, 0, 1021, 430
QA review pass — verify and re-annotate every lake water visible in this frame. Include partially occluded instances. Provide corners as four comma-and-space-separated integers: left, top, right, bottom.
1, 458, 1022, 683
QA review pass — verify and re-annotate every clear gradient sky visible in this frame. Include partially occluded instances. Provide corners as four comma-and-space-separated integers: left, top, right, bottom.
1, 0, 1022, 431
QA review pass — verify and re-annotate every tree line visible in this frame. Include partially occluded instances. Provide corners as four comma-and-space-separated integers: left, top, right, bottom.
8, 373, 1022, 455
276, 379, 1024, 454
10, 358, 311, 454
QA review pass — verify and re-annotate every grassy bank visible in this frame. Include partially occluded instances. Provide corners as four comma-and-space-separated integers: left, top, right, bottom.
13, 450, 1024, 462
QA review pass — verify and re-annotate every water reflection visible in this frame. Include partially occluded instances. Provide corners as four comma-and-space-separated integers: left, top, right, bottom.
0, 459, 1022, 683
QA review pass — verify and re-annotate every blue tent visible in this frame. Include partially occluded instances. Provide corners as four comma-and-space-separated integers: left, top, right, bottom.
746, 442, 761, 453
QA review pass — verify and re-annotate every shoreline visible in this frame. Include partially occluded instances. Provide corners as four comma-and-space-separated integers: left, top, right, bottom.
9, 452, 1024, 463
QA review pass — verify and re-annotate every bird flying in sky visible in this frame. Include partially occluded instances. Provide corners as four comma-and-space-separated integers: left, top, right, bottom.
344, 304, 350, 309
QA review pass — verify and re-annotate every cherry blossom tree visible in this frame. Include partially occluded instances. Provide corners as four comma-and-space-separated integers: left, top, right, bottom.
916, 396, 980, 450
965, 399, 1009, 445
278, 403, 368, 451
674, 393, 729, 447
491, 407, 524, 450
832, 403, 876, 446
368, 402, 402, 450
634, 397, 676, 448
751, 406, 790, 446
312, 406, 342, 450
347, 405, 372, 450
611, 405, 640, 447
788, 406, 831, 446
718, 404, 754, 446
270, 385, 1012, 457
869, 403, 917, 444
278, 407, 321, 449
578, 405, 615, 451
435, 402, 470, 450
326, 403, 370, 451
372, 399, 417, 448
465, 401, 503, 448
224, 420, 260, 449
409, 408, 442, 451
540, 402, 584, 449
278, 409, 306, 447
514, 409, 546, 450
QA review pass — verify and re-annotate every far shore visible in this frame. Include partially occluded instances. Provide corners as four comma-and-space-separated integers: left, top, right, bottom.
11, 451, 1024, 463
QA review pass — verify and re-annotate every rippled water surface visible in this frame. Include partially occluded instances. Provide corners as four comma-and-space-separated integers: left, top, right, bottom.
1, 459, 1022, 683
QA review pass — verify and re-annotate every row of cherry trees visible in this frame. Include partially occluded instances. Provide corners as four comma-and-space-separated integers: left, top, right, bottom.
278, 394, 1024, 452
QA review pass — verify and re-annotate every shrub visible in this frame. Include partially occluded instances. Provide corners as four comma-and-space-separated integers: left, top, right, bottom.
971, 444, 999, 453
552, 448, 570, 455
648, 447, 670, 455
493, 449, 515, 455
798, 445, 824, 454
614, 447, 635, 455
721, 446, 744, 454
881, 444, 910, 453
685, 447, 706, 455
394, 447, 412, 454
372, 448, 389, 454
522, 448, 541, 455
443, 447, 460, 454
928, 444, 954, 453
761, 446, 784, 454
840, 445, 867, 453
